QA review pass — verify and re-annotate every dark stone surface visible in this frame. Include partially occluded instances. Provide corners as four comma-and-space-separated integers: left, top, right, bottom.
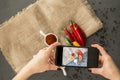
0, 0, 120, 80
0, 0, 36, 24
0, 51, 15, 80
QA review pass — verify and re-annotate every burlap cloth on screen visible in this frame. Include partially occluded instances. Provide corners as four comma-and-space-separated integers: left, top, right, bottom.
0, 0, 102, 72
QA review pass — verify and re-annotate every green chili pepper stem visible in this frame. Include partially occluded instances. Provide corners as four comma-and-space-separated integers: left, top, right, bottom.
69, 20, 74, 25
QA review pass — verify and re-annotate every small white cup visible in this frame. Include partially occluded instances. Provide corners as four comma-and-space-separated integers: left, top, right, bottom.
40, 30, 58, 46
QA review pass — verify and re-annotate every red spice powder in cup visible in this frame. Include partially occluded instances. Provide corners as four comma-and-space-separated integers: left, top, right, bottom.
45, 34, 57, 45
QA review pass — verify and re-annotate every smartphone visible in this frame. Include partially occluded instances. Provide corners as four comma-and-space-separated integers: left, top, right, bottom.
55, 45, 99, 68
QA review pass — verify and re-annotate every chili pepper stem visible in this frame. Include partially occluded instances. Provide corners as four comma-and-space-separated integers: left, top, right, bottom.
69, 20, 74, 25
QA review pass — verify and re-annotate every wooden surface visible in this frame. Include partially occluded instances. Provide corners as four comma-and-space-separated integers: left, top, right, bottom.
0, 0, 102, 72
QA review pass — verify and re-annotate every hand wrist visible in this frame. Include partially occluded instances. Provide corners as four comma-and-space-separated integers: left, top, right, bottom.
116, 71, 120, 80
12, 64, 34, 80
26, 60, 46, 74
111, 70, 120, 80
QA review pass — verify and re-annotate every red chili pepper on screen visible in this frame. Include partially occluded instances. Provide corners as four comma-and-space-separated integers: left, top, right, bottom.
77, 50, 83, 61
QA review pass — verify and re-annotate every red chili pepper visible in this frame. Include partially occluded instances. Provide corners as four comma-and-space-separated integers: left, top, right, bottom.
71, 31, 76, 42
74, 23, 86, 42
64, 28, 74, 42
74, 27, 85, 46
69, 20, 85, 46
69, 20, 80, 44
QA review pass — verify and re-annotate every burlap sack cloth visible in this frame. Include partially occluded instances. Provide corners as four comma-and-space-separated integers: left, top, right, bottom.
0, 0, 102, 72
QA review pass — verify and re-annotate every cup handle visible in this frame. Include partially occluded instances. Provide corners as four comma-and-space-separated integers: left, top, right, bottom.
61, 67, 67, 76
39, 30, 46, 37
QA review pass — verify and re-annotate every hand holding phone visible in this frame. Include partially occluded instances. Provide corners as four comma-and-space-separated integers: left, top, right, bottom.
55, 46, 99, 68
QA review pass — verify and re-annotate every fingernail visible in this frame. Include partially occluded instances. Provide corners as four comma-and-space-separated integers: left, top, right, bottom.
88, 70, 91, 72
57, 68, 61, 70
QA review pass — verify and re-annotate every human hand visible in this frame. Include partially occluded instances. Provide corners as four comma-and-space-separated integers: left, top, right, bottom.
13, 42, 60, 80
89, 44, 120, 80
27, 42, 60, 74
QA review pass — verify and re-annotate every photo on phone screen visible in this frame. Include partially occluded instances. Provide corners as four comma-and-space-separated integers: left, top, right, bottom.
55, 46, 99, 68
62, 47, 88, 67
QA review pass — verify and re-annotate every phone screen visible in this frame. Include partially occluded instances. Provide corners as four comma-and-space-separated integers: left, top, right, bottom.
62, 47, 88, 67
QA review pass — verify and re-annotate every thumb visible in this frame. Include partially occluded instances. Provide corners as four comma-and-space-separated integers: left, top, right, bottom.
49, 65, 59, 70
88, 68, 101, 74
48, 42, 61, 51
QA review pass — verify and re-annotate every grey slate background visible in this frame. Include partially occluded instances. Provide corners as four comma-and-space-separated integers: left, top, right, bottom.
0, 0, 120, 80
